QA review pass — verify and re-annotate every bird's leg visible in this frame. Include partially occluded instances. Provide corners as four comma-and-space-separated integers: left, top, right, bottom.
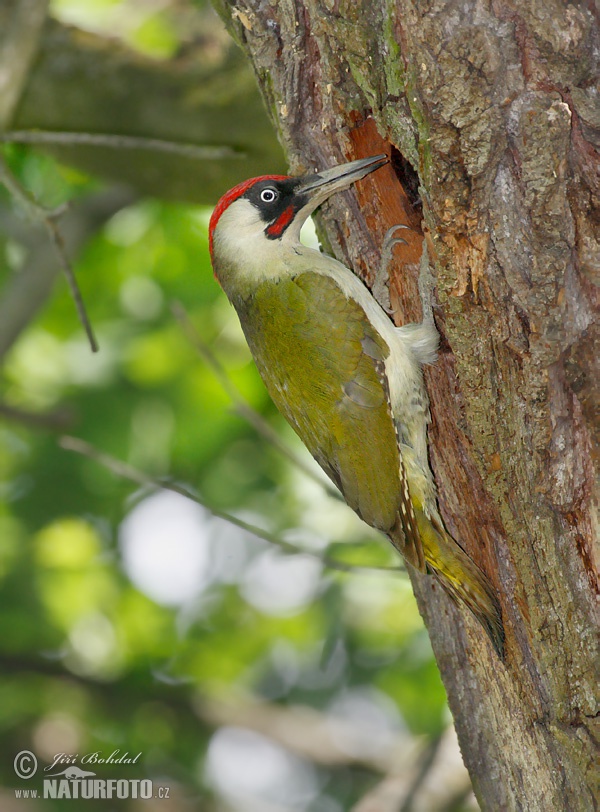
371, 224, 411, 314
394, 237, 439, 366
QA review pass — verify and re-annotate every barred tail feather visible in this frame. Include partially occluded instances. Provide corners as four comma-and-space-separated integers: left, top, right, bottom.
415, 508, 505, 659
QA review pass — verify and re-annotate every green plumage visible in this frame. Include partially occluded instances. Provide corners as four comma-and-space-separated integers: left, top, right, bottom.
235, 271, 504, 654
237, 272, 401, 532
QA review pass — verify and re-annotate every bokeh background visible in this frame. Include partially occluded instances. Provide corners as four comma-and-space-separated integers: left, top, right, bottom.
0, 1, 478, 809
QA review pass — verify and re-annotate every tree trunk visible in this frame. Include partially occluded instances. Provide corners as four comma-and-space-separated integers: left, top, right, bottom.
213, 1, 599, 809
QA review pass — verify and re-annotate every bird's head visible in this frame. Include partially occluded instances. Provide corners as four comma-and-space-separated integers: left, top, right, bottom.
208, 154, 388, 275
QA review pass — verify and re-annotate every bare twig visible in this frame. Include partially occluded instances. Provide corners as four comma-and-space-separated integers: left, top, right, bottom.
0, 130, 243, 161
0, 153, 98, 352
351, 727, 474, 812
171, 300, 343, 501
45, 216, 98, 351
0, 402, 75, 431
59, 435, 403, 577
399, 734, 443, 812
0, 187, 134, 362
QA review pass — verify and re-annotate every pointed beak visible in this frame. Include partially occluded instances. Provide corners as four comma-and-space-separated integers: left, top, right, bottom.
298, 154, 388, 211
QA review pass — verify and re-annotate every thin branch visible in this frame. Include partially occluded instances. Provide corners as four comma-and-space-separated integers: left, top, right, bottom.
0, 187, 133, 362
59, 435, 403, 577
45, 217, 98, 351
351, 727, 473, 812
0, 153, 98, 352
171, 300, 343, 501
399, 734, 444, 812
0, 130, 244, 161
0, 402, 75, 431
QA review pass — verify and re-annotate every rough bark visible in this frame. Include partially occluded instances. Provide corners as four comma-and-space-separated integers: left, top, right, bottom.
213, 1, 599, 809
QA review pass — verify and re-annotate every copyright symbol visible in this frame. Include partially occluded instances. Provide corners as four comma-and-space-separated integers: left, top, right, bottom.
14, 750, 37, 779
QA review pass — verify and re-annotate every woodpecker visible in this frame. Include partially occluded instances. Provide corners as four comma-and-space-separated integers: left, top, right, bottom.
209, 154, 504, 657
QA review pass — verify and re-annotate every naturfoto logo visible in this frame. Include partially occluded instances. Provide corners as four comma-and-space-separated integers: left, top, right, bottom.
45, 750, 142, 773
13, 749, 170, 802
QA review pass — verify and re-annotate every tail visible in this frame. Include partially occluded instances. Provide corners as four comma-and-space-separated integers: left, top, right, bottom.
414, 508, 505, 659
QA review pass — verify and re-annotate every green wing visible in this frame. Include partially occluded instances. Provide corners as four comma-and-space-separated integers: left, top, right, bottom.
237, 272, 405, 535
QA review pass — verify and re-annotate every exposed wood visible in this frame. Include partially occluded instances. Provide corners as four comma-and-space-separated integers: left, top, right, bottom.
213, 1, 600, 809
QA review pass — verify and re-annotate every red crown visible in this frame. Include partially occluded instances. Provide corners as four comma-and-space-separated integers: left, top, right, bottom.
208, 175, 289, 256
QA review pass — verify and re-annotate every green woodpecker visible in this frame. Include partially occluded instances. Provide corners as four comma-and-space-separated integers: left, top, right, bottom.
209, 154, 504, 657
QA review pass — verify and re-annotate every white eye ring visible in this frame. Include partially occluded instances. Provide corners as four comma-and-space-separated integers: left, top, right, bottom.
260, 188, 278, 203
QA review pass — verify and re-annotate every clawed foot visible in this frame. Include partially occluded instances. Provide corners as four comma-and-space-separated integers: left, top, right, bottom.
381, 224, 411, 266
372, 224, 412, 314
394, 240, 439, 365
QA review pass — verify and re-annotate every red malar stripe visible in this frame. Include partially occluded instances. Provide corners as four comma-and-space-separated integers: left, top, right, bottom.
209, 174, 289, 255
266, 204, 295, 239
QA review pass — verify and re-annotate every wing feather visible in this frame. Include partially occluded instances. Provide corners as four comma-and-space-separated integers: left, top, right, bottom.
237, 271, 424, 567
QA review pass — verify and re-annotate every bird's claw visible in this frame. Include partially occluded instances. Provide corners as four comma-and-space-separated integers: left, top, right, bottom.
382, 224, 411, 244
372, 224, 414, 315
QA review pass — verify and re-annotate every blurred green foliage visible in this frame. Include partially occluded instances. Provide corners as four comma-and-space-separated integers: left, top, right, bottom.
0, 2, 466, 810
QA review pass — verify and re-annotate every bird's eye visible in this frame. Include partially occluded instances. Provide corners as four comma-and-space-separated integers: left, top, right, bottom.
260, 188, 278, 203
